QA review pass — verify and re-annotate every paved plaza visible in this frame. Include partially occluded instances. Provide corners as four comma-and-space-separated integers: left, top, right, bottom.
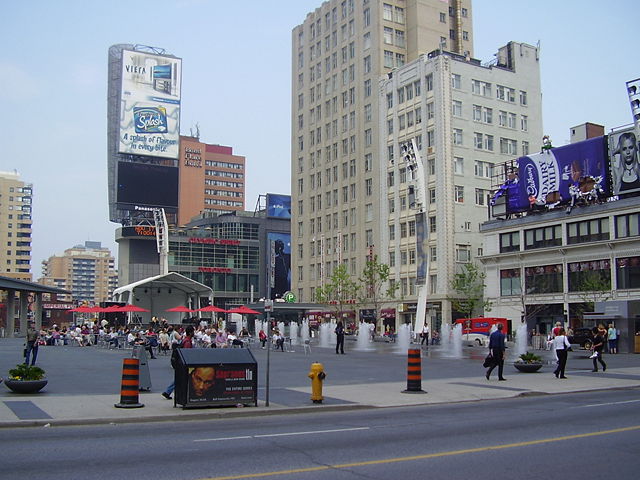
0, 336, 638, 427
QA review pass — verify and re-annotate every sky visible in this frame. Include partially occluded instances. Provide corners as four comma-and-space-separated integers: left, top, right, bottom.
1, 0, 637, 278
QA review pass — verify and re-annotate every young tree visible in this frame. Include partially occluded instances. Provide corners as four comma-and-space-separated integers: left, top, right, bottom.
449, 262, 492, 320
573, 269, 612, 317
315, 264, 360, 322
357, 255, 398, 332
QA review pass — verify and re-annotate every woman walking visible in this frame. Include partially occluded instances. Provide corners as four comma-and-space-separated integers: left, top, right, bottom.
552, 328, 571, 379
591, 327, 607, 372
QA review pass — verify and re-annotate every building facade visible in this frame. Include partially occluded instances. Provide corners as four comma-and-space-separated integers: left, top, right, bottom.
480, 194, 640, 350
291, 0, 544, 333
40, 241, 118, 305
0, 171, 33, 281
178, 136, 246, 225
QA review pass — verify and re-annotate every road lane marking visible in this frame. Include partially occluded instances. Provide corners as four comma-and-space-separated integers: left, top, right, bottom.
194, 427, 369, 443
579, 399, 640, 408
196, 425, 640, 480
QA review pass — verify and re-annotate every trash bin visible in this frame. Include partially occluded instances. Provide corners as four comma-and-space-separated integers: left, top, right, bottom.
173, 348, 258, 409
132, 345, 151, 391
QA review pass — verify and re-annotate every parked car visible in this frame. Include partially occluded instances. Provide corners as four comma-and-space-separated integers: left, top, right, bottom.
568, 327, 593, 350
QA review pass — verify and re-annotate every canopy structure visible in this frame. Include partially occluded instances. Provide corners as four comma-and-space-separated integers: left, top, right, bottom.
112, 272, 213, 324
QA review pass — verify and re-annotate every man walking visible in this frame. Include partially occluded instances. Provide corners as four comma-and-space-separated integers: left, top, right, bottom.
25, 322, 40, 366
486, 324, 507, 381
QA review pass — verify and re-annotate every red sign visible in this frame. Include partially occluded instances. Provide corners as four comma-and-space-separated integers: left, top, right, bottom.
189, 238, 241, 246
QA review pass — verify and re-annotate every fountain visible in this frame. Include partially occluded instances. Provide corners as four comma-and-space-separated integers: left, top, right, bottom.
440, 322, 451, 350
319, 322, 333, 348
394, 323, 411, 354
354, 321, 375, 351
301, 320, 310, 343
514, 321, 528, 357
451, 323, 463, 358
277, 321, 285, 338
290, 322, 299, 345
438, 322, 463, 358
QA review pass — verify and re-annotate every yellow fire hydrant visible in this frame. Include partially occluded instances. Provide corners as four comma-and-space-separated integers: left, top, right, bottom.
308, 362, 326, 403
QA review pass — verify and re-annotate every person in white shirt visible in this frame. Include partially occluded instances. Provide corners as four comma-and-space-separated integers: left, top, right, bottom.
552, 328, 571, 379
421, 324, 430, 345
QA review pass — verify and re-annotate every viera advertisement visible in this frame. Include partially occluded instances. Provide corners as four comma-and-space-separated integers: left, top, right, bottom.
266, 194, 291, 219
267, 232, 291, 299
119, 49, 182, 159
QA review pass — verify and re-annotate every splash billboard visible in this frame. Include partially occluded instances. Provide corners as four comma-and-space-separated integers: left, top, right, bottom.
491, 136, 610, 215
119, 49, 181, 159
609, 126, 640, 196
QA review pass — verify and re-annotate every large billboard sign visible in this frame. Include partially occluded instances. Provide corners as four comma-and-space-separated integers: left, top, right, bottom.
266, 194, 291, 219
267, 232, 291, 299
609, 126, 640, 196
119, 49, 181, 159
491, 136, 610, 215
116, 162, 178, 211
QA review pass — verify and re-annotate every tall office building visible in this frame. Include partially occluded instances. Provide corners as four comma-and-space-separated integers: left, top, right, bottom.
40, 241, 118, 305
0, 171, 33, 281
292, 1, 542, 331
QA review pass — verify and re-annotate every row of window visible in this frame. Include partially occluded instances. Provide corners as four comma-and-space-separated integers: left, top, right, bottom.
169, 243, 259, 270
500, 256, 640, 295
204, 160, 243, 170
499, 213, 640, 253
204, 170, 244, 179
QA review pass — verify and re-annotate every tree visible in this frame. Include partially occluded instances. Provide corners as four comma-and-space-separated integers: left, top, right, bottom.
573, 269, 612, 317
357, 255, 398, 329
314, 264, 360, 323
449, 262, 492, 320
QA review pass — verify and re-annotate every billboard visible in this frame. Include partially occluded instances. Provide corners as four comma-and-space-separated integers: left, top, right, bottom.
491, 136, 610, 215
266, 194, 291, 219
117, 162, 178, 210
119, 49, 181, 159
267, 232, 291, 299
609, 126, 640, 196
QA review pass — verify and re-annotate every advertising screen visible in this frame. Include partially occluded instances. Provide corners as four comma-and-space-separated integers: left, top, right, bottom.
119, 49, 181, 159
492, 136, 610, 215
116, 162, 178, 210
267, 232, 291, 299
609, 126, 640, 196
266, 194, 291, 219
186, 364, 257, 406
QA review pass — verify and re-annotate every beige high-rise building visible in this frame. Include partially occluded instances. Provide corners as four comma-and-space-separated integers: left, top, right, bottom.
40, 241, 118, 305
0, 170, 33, 281
292, 1, 543, 333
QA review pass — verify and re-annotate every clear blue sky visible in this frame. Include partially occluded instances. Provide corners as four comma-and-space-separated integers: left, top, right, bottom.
0, 0, 636, 277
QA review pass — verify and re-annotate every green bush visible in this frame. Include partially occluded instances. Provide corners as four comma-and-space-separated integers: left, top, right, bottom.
516, 351, 542, 364
8, 364, 46, 381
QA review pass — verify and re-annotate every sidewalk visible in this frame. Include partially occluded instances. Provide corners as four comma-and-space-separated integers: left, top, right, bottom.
1, 338, 639, 428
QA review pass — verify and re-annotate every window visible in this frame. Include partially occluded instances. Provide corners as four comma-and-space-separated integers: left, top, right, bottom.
500, 231, 520, 253
453, 129, 463, 145
426, 102, 434, 119
364, 79, 371, 97
425, 74, 433, 91
567, 218, 610, 244
471, 80, 491, 97
365, 178, 372, 196
386, 92, 393, 109
521, 115, 528, 132
364, 153, 372, 172
395, 6, 404, 23
364, 128, 372, 147
389, 224, 395, 241
456, 245, 471, 262
454, 156, 464, 174
365, 203, 373, 222
439, 12, 446, 22
615, 212, 640, 238
525, 264, 563, 294
430, 246, 437, 262
454, 185, 464, 203
429, 187, 436, 204
617, 256, 640, 289
384, 50, 394, 68
474, 133, 493, 151
499, 138, 517, 155
452, 99, 462, 117
400, 222, 407, 238
429, 216, 436, 233
383, 3, 393, 21
398, 114, 405, 130
451, 73, 461, 89
500, 269, 521, 296
522, 141, 530, 155
568, 260, 611, 292
474, 160, 493, 178
519, 90, 528, 106
384, 27, 393, 44
524, 225, 562, 250
409, 220, 416, 236
475, 188, 489, 205
364, 55, 371, 73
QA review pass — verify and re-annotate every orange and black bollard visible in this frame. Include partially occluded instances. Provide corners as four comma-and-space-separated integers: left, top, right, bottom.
402, 348, 426, 394
114, 358, 145, 408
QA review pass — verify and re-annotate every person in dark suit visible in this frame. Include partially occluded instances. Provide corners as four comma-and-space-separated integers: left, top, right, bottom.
486, 323, 507, 381
335, 321, 345, 354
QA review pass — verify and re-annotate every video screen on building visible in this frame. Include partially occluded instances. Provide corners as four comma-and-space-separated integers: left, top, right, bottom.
609, 126, 640, 196
118, 49, 182, 159
267, 232, 291, 299
266, 194, 291, 219
116, 162, 178, 210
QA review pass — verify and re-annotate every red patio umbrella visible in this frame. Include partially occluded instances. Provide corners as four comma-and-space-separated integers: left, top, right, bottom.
117, 304, 150, 312
165, 306, 195, 313
226, 306, 261, 315
68, 306, 103, 313
102, 305, 124, 313
196, 305, 227, 313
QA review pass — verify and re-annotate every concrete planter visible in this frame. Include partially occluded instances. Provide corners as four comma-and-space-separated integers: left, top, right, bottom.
4, 379, 48, 394
513, 362, 543, 373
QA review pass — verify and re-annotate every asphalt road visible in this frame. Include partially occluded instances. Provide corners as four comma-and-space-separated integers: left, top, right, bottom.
1, 387, 638, 480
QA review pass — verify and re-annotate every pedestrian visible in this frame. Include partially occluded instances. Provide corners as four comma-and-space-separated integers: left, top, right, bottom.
607, 323, 618, 354
259, 329, 267, 349
590, 326, 607, 372
24, 322, 40, 366
421, 323, 429, 345
162, 325, 194, 400
368, 322, 375, 342
552, 327, 571, 379
485, 323, 507, 381
335, 320, 345, 354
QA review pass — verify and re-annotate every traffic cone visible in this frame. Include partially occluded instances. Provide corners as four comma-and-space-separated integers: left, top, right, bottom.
114, 358, 144, 408
402, 348, 426, 394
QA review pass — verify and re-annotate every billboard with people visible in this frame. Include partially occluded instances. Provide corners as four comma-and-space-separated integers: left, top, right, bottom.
609, 126, 640, 196
118, 49, 182, 159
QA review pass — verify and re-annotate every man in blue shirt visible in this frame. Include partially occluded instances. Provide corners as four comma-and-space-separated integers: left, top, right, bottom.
486, 323, 507, 381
